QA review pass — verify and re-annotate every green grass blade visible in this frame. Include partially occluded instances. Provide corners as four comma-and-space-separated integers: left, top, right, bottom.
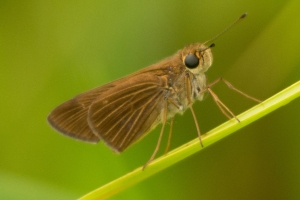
79, 81, 300, 200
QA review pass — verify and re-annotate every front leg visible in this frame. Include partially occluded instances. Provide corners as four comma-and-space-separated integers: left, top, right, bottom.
185, 72, 204, 147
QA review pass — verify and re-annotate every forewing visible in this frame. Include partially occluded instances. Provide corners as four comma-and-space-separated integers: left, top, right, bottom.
48, 51, 184, 147
88, 73, 166, 152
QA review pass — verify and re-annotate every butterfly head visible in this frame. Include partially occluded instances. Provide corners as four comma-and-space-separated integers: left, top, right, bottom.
182, 43, 214, 74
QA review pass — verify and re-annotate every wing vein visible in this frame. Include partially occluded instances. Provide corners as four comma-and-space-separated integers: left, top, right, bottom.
92, 84, 157, 116
119, 91, 163, 147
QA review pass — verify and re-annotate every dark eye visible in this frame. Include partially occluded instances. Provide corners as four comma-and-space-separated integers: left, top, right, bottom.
184, 54, 199, 69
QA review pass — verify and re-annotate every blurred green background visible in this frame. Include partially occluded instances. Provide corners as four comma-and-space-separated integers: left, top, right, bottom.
1, 1, 300, 199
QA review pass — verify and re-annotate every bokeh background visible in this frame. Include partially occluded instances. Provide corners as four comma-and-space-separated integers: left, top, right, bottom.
1, 1, 300, 199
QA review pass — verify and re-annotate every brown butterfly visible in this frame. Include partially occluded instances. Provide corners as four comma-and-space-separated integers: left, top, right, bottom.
48, 13, 259, 169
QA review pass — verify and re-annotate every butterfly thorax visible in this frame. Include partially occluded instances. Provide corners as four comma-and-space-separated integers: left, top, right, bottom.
161, 43, 213, 119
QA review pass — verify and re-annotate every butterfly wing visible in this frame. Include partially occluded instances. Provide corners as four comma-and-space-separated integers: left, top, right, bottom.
48, 72, 167, 151
47, 84, 115, 143
88, 73, 167, 153
48, 52, 184, 150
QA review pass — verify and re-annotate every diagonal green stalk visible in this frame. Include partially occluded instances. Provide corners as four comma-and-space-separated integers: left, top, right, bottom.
80, 81, 300, 200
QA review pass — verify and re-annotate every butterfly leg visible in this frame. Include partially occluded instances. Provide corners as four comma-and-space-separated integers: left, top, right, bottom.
143, 100, 168, 170
203, 77, 261, 122
207, 77, 261, 103
164, 117, 174, 155
185, 72, 203, 147
207, 87, 240, 122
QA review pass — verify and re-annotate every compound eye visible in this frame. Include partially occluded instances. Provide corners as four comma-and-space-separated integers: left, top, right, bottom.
184, 54, 199, 69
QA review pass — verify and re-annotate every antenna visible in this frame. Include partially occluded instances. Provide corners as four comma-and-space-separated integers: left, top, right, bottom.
203, 13, 247, 44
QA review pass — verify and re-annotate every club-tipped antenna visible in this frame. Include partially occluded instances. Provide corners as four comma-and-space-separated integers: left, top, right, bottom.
203, 13, 247, 44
